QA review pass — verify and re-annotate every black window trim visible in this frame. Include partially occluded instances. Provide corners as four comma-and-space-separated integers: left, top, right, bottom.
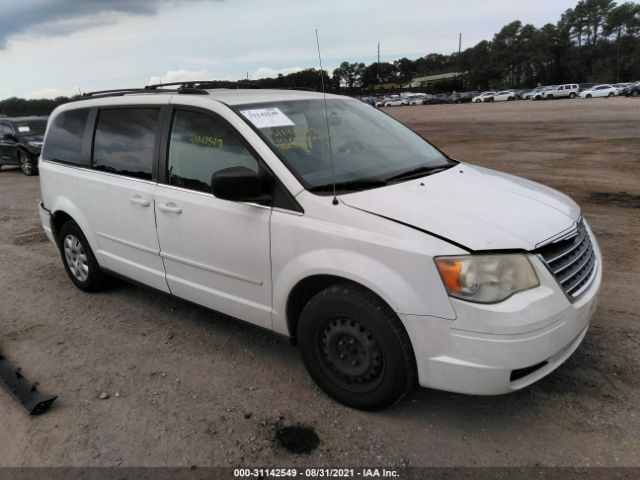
160, 104, 303, 213
90, 104, 168, 183
41, 107, 92, 167
1, 121, 16, 136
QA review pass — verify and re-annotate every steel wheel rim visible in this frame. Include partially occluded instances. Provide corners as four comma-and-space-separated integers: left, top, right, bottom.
19, 152, 32, 175
318, 316, 384, 393
63, 234, 89, 282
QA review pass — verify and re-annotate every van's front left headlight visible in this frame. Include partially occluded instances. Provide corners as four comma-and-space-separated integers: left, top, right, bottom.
435, 254, 539, 303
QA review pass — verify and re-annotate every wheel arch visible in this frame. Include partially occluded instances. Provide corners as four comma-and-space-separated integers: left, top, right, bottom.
49, 200, 104, 265
286, 274, 357, 343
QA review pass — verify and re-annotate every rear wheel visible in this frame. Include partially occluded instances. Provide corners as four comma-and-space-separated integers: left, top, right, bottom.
297, 283, 416, 410
18, 151, 37, 176
608, 92, 614, 97
632, 90, 639, 97
569, 92, 577, 99
58, 221, 108, 292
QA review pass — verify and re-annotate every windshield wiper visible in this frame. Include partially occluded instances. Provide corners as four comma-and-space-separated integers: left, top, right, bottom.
384, 164, 452, 183
308, 178, 388, 194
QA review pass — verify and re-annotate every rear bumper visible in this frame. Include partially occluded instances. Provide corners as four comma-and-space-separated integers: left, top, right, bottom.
38, 200, 55, 244
401, 242, 602, 395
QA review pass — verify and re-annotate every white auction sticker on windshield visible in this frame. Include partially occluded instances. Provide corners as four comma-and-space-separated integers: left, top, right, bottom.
240, 108, 294, 128
18, 126, 30, 132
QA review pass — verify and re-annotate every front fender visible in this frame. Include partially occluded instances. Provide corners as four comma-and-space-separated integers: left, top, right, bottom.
272, 248, 456, 336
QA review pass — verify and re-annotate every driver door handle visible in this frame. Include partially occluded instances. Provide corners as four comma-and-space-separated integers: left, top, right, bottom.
129, 194, 150, 207
158, 202, 182, 214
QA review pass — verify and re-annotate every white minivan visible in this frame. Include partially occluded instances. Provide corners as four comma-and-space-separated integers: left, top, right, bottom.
38, 84, 601, 410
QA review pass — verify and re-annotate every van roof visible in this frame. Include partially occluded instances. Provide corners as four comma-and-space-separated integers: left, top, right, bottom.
66, 87, 344, 109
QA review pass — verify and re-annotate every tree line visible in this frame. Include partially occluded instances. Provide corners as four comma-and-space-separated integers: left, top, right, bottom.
329, 0, 640, 91
1, 0, 638, 116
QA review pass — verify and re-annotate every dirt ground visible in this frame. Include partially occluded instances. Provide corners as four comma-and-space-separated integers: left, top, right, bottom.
0, 98, 638, 468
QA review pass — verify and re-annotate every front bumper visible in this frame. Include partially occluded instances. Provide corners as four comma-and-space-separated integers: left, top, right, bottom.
400, 234, 602, 395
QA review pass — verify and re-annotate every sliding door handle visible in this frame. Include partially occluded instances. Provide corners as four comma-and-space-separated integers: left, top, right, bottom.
158, 202, 182, 214
129, 194, 150, 207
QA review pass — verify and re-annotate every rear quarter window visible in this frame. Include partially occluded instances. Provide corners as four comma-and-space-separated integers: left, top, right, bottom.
42, 108, 90, 165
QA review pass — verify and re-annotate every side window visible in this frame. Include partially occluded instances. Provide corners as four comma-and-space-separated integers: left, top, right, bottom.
168, 110, 259, 193
42, 109, 89, 164
93, 108, 160, 180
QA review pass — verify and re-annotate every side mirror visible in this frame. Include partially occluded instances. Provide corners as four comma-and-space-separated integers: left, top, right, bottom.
211, 166, 268, 203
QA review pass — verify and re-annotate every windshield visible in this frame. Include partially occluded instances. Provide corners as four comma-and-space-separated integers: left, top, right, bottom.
234, 98, 451, 193
16, 120, 47, 138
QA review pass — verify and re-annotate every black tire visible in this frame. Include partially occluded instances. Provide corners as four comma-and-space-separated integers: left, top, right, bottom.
18, 150, 38, 176
586, 94, 592, 98
569, 92, 576, 99
58, 220, 108, 292
632, 90, 639, 97
297, 283, 416, 410
607, 92, 614, 97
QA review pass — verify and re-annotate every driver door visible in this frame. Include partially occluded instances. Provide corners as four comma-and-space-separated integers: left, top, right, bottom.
154, 107, 272, 329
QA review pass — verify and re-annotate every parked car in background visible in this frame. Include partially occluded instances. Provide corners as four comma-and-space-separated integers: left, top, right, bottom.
578, 83, 596, 92
472, 91, 495, 103
516, 89, 532, 99
452, 91, 478, 103
545, 84, 579, 99
407, 94, 430, 105
623, 82, 640, 97
414, 94, 454, 105
523, 87, 544, 100
492, 90, 517, 102
579, 84, 617, 98
0, 116, 48, 176
532, 86, 557, 100
612, 83, 631, 95
384, 98, 408, 107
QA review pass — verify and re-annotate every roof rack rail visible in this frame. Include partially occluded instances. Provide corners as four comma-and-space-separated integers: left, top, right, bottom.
74, 80, 262, 101
145, 80, 261, 91
73, 87, 179, 100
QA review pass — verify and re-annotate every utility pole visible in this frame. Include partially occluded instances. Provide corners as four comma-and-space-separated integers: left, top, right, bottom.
458, 33, 462, 54
377, 42, 380, 64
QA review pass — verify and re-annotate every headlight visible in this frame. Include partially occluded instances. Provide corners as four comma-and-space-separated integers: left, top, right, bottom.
435, 254, 539, 303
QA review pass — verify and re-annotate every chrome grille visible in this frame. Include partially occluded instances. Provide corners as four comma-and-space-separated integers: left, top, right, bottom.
537, 220, 597, 300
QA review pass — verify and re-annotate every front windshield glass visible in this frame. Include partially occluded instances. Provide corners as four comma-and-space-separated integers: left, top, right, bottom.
234, 98, 452, 193
16, 120, 47, 138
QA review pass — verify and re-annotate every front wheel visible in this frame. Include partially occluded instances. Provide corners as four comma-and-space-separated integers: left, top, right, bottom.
58, 221, 108, 292
608, 92, 614, 97
632, 90, 639, 97
18, 151, 37, 176
297, 283, 416, 410
586, 94, 592, 98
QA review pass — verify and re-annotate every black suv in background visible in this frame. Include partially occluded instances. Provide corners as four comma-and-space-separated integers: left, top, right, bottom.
0, 116, 48, 176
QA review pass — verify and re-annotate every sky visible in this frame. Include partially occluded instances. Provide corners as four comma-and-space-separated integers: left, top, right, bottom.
0, 0, 579, 99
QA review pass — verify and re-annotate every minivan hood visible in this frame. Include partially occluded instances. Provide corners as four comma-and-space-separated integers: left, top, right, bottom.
340, 163, 580, 251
